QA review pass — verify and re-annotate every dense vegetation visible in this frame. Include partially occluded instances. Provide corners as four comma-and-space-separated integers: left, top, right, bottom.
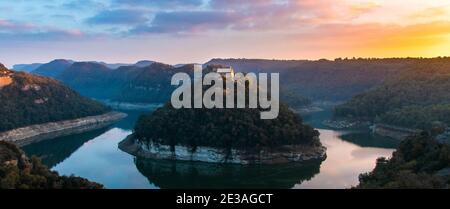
207, 58, 436, 101
280, 90, 312, 109
36, 61, 193, 103
0, 141, 103, 189
135, 103, 320, 153
357, 133, 450, 189
29, 57, 445, 107
0, 64, 110, 132
133, 72, 320, 153
335, 58, 450, 130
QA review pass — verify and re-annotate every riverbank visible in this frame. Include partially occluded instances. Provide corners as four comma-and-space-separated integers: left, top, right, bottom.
322, 119, 370, 129
119, 135, 327, 165
372, 124, 422, 140
98, 100, 163, 111
0, 112, 127, 146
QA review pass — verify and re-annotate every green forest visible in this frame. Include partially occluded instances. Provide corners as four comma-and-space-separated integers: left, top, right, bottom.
134, 102, 320, 154
357, 133, 450, 189
0, 141, 103, 189
0, 67, 110, 132
133, 70, 321, 153
335, 58, 450, 130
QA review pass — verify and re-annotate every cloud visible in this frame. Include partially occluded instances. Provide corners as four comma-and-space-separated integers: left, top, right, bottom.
86, 9, 149, 25
0, 19, 86, 41
131, 11, 238, 34
408, 6, 449, 20
113, 0, 203, 8
127, 0, 386, 35
61, 0, 106, 10
0, 19, 37, 31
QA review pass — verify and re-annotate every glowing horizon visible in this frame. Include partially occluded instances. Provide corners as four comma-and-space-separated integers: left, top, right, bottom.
1, 0, 450, 67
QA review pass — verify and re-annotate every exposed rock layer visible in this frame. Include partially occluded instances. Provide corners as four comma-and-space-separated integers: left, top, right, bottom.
0, 112, 126, 146
119, 135, 326, 165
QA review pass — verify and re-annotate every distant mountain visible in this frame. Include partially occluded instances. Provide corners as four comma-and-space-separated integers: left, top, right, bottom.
206, 58, 431, 101
90, 60, 154, 69
335, 58, 450, 130
56, 62, 120, 99
0, 62, 110, 132
50, 61, 181, 103
12, 63, 43, 72
135, 60, 154, 68
19, 58, 331, 108
32, 59, 74, 77
88, 61, 129, 70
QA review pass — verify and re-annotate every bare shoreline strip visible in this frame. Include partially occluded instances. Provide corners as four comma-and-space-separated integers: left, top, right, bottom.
0, 112, 127, 146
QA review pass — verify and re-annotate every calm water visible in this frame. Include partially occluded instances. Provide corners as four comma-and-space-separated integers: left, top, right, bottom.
23, 110, 399, 189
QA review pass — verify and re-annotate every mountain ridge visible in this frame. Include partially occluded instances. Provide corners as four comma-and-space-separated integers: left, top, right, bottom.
0, 62, 111, 132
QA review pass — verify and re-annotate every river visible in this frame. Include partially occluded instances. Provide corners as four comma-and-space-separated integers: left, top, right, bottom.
22, 109, 399, 189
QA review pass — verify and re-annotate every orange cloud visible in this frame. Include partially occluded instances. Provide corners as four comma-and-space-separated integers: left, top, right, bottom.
408, 6, 449, 20
286, 21, 450, 58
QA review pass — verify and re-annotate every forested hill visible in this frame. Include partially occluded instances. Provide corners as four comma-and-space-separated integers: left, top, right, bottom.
357, 133, 450, 189
335, 58, 450, 130
31, 59, 74, 77
207, 58, 448, 101
133, 69, 321, 153
0, 63, 110, 132
0, 141, 103, 189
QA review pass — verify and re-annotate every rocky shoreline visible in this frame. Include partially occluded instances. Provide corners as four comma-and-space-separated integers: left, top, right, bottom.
119, 135, 327, 165
0, 111, 127, 146
98, 100, 163, 111
371, 124, 423, 140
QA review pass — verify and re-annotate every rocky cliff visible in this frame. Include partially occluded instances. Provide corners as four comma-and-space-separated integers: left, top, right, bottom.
0, 112, 126, 146
119, 135, 326, 165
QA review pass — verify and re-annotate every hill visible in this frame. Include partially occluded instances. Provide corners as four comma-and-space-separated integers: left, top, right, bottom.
0, 141, 102, 189
0, 63, 110, 132
12, 63, 43, 72
130, 69, 323, 161
134, 102, 321, 153
356, 133, 450, 189
335, 58, 450, 130
32, 59, 74, 77
206, 58, 446, 101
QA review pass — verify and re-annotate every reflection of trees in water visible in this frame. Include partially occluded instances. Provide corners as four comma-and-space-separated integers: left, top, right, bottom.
22, 128, 110, 168
113, 110, 145, 130
21, 110, 150, 168
339, 132, 400, 149
135, 157, 322, 189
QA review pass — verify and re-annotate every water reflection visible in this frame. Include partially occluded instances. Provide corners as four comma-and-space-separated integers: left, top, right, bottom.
135, 157, 322, 189
23, 128, 109, 168
340, 131, 400, 148
295, 129, 395, 189
21, 109, 397, 189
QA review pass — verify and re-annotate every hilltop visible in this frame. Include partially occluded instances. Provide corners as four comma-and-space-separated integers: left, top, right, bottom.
335, 58, 450, 131
123, 67, 325, 164
0, 63, 110, 132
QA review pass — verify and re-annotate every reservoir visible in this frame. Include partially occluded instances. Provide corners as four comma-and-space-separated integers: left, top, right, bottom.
23, 109, 399, 189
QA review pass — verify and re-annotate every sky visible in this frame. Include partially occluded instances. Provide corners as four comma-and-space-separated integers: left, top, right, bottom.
1, 0, 450, 67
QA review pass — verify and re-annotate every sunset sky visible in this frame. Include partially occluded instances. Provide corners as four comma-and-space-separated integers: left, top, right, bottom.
1, 0, 449, 67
